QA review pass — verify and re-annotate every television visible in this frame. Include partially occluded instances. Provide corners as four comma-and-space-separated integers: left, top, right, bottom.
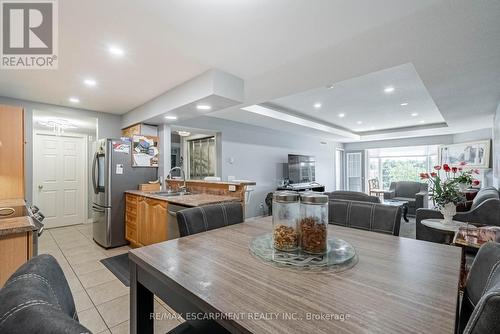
288, 154, 315, 184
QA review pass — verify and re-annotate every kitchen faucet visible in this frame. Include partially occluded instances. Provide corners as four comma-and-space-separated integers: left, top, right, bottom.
167, 167, 187, 193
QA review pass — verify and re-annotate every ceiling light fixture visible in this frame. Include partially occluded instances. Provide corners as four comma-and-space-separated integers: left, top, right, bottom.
196, 104, 212, 111
164, 116, 177, 120
384, 86, 395, 93
356, 121, 363, 125
83, 79, 97, 87
338, 113, 345, 118
69, 97, 80, 103
411, 113, 419, 117
313, 103, 322, 109
326, 85, 334, 89
400, 102, 408, 106
108, 46, 124, 56
420, 120, 426, 124
178, 131, 191, 137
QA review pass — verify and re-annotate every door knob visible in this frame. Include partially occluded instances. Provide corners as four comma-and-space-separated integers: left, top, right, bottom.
38, 185, 43, 190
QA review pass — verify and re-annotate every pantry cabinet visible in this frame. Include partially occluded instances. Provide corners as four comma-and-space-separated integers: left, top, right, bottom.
0, 105, 24, 200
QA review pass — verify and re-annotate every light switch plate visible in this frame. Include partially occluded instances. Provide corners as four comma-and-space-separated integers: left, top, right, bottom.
228, 185, 236, 192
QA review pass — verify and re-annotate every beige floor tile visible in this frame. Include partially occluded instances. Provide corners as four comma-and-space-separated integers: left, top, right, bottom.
86, 279, 129, 306
101, 246, 131, 257
72, 258, 106, 276
65, 271, 85, 293
66, 250, 107, 265
73, 290, 94, 312
78, 307, 108, 334
154, 302, 182, 333
63, 244, 105, 257
110, 320, 129, 334
78, 268, 116, 289
96, 294, 130, 328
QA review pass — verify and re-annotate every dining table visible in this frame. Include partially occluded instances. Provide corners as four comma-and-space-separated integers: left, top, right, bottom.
129, 216, 461, 334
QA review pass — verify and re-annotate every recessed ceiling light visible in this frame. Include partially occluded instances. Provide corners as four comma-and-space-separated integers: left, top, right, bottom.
83, 79, 97, 87
196, 104, 212, 111
356, 121, 363, 125
338, 113, 345, 118
411, 113, 419, 117
400, 102, 408, 106
326, 85, 334, 89
164, 115, 177, 120
69, 97, 80, 103
419, 120, 426, 124
178, 131, 191, 137
108, 46, 124, 56
313, 103, 322, 109
384, 86, 395, 93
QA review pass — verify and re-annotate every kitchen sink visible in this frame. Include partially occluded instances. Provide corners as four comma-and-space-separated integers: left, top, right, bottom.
153, 191, 192, 197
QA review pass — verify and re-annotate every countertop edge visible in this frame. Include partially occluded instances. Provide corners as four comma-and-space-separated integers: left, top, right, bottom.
0, 216, 37, 236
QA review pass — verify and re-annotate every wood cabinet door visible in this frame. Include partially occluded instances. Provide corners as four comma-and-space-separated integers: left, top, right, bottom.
147, 199, 168, 245
0, 105, 24, 200
137, 196, 149, 246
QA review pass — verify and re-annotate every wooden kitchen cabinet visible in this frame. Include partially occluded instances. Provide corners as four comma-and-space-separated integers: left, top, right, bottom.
0, 232, 33, 287
0, 105, 24, 200
125, 193, 168, 247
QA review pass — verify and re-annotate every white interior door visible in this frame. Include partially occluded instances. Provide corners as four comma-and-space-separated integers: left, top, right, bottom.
346, 151, 364, 192
34, 133, 86, 228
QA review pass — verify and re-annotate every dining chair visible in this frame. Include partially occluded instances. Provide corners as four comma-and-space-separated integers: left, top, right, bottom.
176, 202, 244, 237
368, 178, 386, 197
459, 242, 500, 334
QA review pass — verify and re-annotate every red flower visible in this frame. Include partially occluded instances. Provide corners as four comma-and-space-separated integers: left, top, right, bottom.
459, 161, 467, 166
443, 164, 451, 172
430, 172, 437, 177
458, 167, 463, 171
472, 180, 480, 186
452, 167, 458, 173
419, 172, 430, 179
434, 165, 442, 170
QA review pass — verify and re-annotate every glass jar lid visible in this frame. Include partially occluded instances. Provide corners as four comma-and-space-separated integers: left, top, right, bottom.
300, 193, 329, 204
273, 191, 300, 203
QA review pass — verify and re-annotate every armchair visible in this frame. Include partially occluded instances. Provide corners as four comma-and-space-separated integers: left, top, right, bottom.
416, 187, 500, 244
384, 181, 428, 215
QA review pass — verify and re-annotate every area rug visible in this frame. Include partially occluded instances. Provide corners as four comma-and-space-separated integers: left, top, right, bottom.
100, 253, 130, 287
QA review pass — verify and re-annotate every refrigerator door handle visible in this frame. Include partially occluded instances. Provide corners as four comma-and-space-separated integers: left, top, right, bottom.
92, 152, 99, 194
92, 205, 106, 213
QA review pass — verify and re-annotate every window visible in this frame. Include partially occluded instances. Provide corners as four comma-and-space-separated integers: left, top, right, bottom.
335, 149, 345, 190
188, 136, 217, 179
367, 145, 438, 189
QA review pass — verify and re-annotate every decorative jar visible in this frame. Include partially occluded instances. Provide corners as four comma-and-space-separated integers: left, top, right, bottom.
272, 192, 300, 251
299, 193, 329, 254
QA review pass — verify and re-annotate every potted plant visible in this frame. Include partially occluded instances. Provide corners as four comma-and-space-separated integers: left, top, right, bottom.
420, 164, 466, 225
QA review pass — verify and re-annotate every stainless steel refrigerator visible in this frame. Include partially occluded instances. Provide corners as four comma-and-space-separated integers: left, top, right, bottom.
92, 138, 157, 248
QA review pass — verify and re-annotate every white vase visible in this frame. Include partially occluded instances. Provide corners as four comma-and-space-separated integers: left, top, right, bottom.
439, 202, 457, 225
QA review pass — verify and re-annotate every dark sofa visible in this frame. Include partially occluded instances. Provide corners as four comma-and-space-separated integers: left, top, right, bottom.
325, 191, 402, 236
384, 181, 428, 215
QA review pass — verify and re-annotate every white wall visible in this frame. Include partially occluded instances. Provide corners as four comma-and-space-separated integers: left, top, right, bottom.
177, 116, 337, 217
0, 96, 123, 207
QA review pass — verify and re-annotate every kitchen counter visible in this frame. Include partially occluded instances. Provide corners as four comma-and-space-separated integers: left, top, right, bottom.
167, 179, 256, 186
125, 190, 240, 207
0, 216, 36, 237
0, 199, 36, 237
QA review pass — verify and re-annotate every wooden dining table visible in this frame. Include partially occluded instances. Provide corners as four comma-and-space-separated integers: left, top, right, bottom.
129, 216, 461, 334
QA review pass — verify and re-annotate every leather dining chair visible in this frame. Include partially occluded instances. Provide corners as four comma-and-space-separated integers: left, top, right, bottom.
458, 242, 500, 334
176, 202, 244, 237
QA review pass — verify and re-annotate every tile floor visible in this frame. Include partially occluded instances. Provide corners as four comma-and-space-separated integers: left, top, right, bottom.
38, 224, 183, 334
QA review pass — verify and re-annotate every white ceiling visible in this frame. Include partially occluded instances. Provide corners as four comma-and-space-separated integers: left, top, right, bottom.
1, 0, 499, 143
268, 63, 445, 133
0, 0, 441, 114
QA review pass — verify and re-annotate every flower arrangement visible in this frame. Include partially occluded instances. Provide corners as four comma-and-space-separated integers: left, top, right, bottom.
420, 163, 481, 224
